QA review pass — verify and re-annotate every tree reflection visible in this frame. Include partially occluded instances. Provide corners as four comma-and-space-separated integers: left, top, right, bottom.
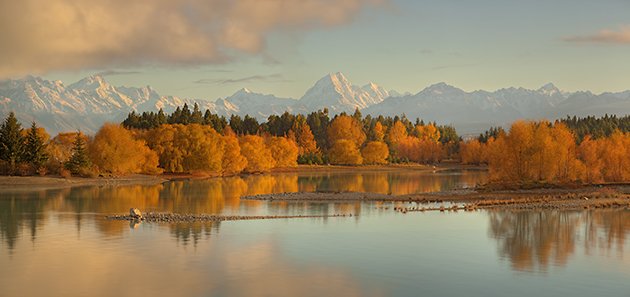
488, 210, 630, 272
1, 170, 486, 250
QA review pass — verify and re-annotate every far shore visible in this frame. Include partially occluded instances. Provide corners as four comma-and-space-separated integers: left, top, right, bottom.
0, 163, 473, 192
0, 174, 168, 192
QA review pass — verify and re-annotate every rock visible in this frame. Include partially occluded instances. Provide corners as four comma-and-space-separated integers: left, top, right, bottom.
130, 208, 143, 220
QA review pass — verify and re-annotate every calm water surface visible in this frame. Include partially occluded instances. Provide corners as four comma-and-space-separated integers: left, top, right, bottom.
1, 170, 629, 297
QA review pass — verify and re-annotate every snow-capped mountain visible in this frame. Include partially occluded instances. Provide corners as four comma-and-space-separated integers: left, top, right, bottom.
0, 72, 628, 135
364, 82, 630, 134
296, 72, 390, 113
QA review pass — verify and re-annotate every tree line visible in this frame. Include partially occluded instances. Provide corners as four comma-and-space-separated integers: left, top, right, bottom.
461, 120, 630, 184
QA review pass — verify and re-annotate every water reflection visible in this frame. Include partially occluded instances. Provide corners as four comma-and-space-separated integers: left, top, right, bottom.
488, 210, 630, 272
0, 170, 484, 251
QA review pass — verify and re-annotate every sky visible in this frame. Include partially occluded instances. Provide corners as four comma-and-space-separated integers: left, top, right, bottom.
1, 0, 629, 100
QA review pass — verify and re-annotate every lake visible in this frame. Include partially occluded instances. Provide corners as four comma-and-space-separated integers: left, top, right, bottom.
1, 169, 629, 297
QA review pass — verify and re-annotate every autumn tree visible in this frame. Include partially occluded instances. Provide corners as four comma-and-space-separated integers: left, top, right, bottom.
267, 136, 299, 168
329, 139, 363, 165
294, 122, 318, 156
600, 131, 630, 182
370, 121, 385, 142
361, 141, 389, 164
460, 139, 485, 165
578, 136, 603, 183
88, 123, 161, 175
221, 128, 247, 176
145, 124, 224, 174
385, 120, 407, 158
239, 135, 275, 173
327, 115, 366, 147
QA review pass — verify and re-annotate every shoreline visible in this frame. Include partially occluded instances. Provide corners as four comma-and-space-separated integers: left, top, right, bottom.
0, 174, 168, 192
0, 163, 469, 191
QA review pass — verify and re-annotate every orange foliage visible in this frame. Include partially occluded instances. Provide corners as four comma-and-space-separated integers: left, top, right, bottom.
600, 131, 630, 182
372, 122, 385, 142
415, 124, 440, 142
327, 115, 366, 147
460, 139, 485, 165
329, 139, 363, 165
222, 132, 247, 176
145, 124, 223, 174
89, 123, 161, 175
361, 141, 389, 164
397, 136, 444, 164
294, 123, 318, 155
486, 121, 590, 184
267, 136, 299, 168
239, 135, 275, 173
385, 121, 407, 156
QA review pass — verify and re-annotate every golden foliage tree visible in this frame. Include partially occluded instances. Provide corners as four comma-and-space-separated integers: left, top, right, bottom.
89, 123, 161, 175
372, 122, 385, 142
239, 135, 275, 173
145, 124, 223, 174
268, 136, 299, 168
221, 129, 247, 176
578, 136, 604, 183
327, 115, 366, 147
460, 139, 485, 165
385, 120, 407, 157
329, 139, 363, 165
415, 124, 440, 142
600, 130, 630, 182
295, 123, 318, 156
361, 141, 389, 164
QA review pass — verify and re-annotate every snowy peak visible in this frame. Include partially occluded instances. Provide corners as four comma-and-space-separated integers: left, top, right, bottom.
420, 82, 464, 96
298, 72, 389, 113
538, 83, 561, 96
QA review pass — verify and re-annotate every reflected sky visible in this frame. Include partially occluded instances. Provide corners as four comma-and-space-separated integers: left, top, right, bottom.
1, 170, 630, 297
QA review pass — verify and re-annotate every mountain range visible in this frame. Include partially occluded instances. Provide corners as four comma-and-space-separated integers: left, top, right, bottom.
1, 72, 628, 135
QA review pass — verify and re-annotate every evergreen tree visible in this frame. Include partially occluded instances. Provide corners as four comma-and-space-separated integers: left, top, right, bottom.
65, 132, 91, 175
0, 112, 24, 173
23, 122, 48, 168
191, 103, 203, 124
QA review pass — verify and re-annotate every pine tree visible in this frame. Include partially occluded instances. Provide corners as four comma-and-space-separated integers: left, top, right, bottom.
65, 132, 91, 175
0, 112, 24, 173
23, 122, 48, 168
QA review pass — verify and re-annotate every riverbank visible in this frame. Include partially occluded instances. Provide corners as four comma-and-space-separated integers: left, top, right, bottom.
0, 163, 460, 191
0, 174, 168, 191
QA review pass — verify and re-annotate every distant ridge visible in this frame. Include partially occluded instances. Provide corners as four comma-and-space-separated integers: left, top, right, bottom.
0, 73, 628, 135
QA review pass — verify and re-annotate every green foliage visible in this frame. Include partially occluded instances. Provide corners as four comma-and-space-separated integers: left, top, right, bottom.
0, 112, 24, 173
23, 122, 48, 168
559, 114, 630, 142
65, 132, 92, 175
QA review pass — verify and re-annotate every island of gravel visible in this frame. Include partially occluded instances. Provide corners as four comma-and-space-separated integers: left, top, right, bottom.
242, 185, 630, 212
107, 212, 354, 223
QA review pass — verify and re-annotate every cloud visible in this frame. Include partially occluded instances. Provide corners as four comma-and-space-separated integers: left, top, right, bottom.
564, 25, 630, 44
95, 70, 142, 76
195, 73, 291, 84
0, 0, 385, 78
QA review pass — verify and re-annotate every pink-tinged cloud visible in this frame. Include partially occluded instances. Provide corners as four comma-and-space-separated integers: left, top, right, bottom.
564, 25, 630, 44
0, 0, 385, 78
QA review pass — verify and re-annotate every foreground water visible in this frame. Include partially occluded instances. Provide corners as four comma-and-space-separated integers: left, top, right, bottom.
1, 170, 629, 297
